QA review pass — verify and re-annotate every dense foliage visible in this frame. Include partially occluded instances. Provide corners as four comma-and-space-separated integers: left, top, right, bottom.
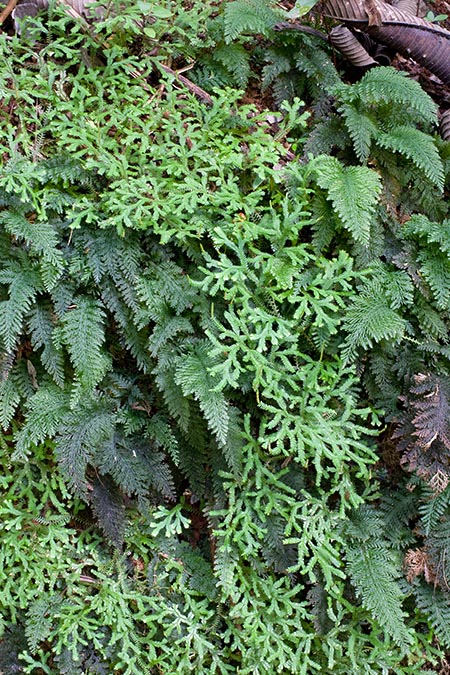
1, 0, 450, 672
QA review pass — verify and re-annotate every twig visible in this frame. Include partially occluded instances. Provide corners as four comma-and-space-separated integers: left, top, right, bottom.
274, 21, 330, 42
160, 64, 213, 106
0, 0, 19, 25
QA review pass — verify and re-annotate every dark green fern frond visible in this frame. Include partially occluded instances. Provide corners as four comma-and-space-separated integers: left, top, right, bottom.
148, 314, 195, 358
136, 260, 196, 320
307, 581, 333, 636
262, 49, 291, 91
174, 341, 230, 447
308, 155, 382, 246
403, 215, 450, 255
25, 594, 62, 652
295, 45, 340, 92
94, 432, 175, 501
60, 297, 111, 392
210, 43, 252, 88
0, 369, 21, 430
416, 248, 450, 311
377, 127, 444, 191
27, 302, 65, 386
414, 583, 450, 647
154, 355, 191, 434
54, 647, 85, 675
423, 515, 450, 589
413, 298, 449, 343
144, 412, 180, 466
42, 154, 94, 188
0, 210, 64, 287
12, 383, 70, 459
345, 504, 386, 542
379, 489, 418, 547
90, 473, 126, 548
349, 67, 438, 126
310, 192, 340, 253
419, 483, 450, 536
342, 280, 407, 360
177, 435, 208, 498
223, 0, 279, 42
55, 403, 116, 495
0, 260, 42, 352
305, 116, 350, 158
100, 279, 153, 373
262, 512, 297, 572
346, 541, 413, 647
271, 73, 301, 106
378, 267, 414, 310
338, 104, 378, 163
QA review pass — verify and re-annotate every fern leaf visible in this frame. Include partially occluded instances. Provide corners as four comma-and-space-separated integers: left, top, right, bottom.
42, 154, 94, 187
309, 155, 382, 245
212, 43, 251, 88
60, 297, 111, 390
55, 403, 116, 495
144, 412, 180, 465
174, 341, 229, 446
220, 405, 244, 474
343, 280, 407, 359
380, 490, 418, 544
413, 298, 449, 342
223, 0, 279, 42
305, 117, 349, 158
136, 260, 196, 318
419, 484, 450, 536
94, 433, 175, 501
154, 360, 191, 433
339, 104, 378, 162
100, 279, 152, 373
377, 126, 444, 190
351, 67, 438, 126
295, 47, 340, 91
307, 582, 333, 635
414, 583, 450, 647
147, 315, 194, 357
310, 192, 340, 252
423, 515, 450, 588
90, 473, 126, 548
346, 543, 413, 647
0, 262, 41, 352
177, 434, 208, 497
262, 49, 291, 91
0, 371, 20, 430
345, 504, 386, 542
403, 215, 450, 255
386, 274, 414, 311
50, 280, 77, 319
25, 595, 62, 652
12, 383, 69, 458
54, 648, 84, 675
27, 303, 65, 386
0, 210, 64, 287
417, 248, 450, 310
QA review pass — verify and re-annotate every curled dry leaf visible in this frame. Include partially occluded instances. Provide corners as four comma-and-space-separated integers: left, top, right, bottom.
404, 547, 436, 583
330, 25, 378, 65
318, 0, 450, 85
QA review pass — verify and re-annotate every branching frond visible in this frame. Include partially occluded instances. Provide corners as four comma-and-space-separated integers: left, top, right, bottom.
309, 155, 382, 245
